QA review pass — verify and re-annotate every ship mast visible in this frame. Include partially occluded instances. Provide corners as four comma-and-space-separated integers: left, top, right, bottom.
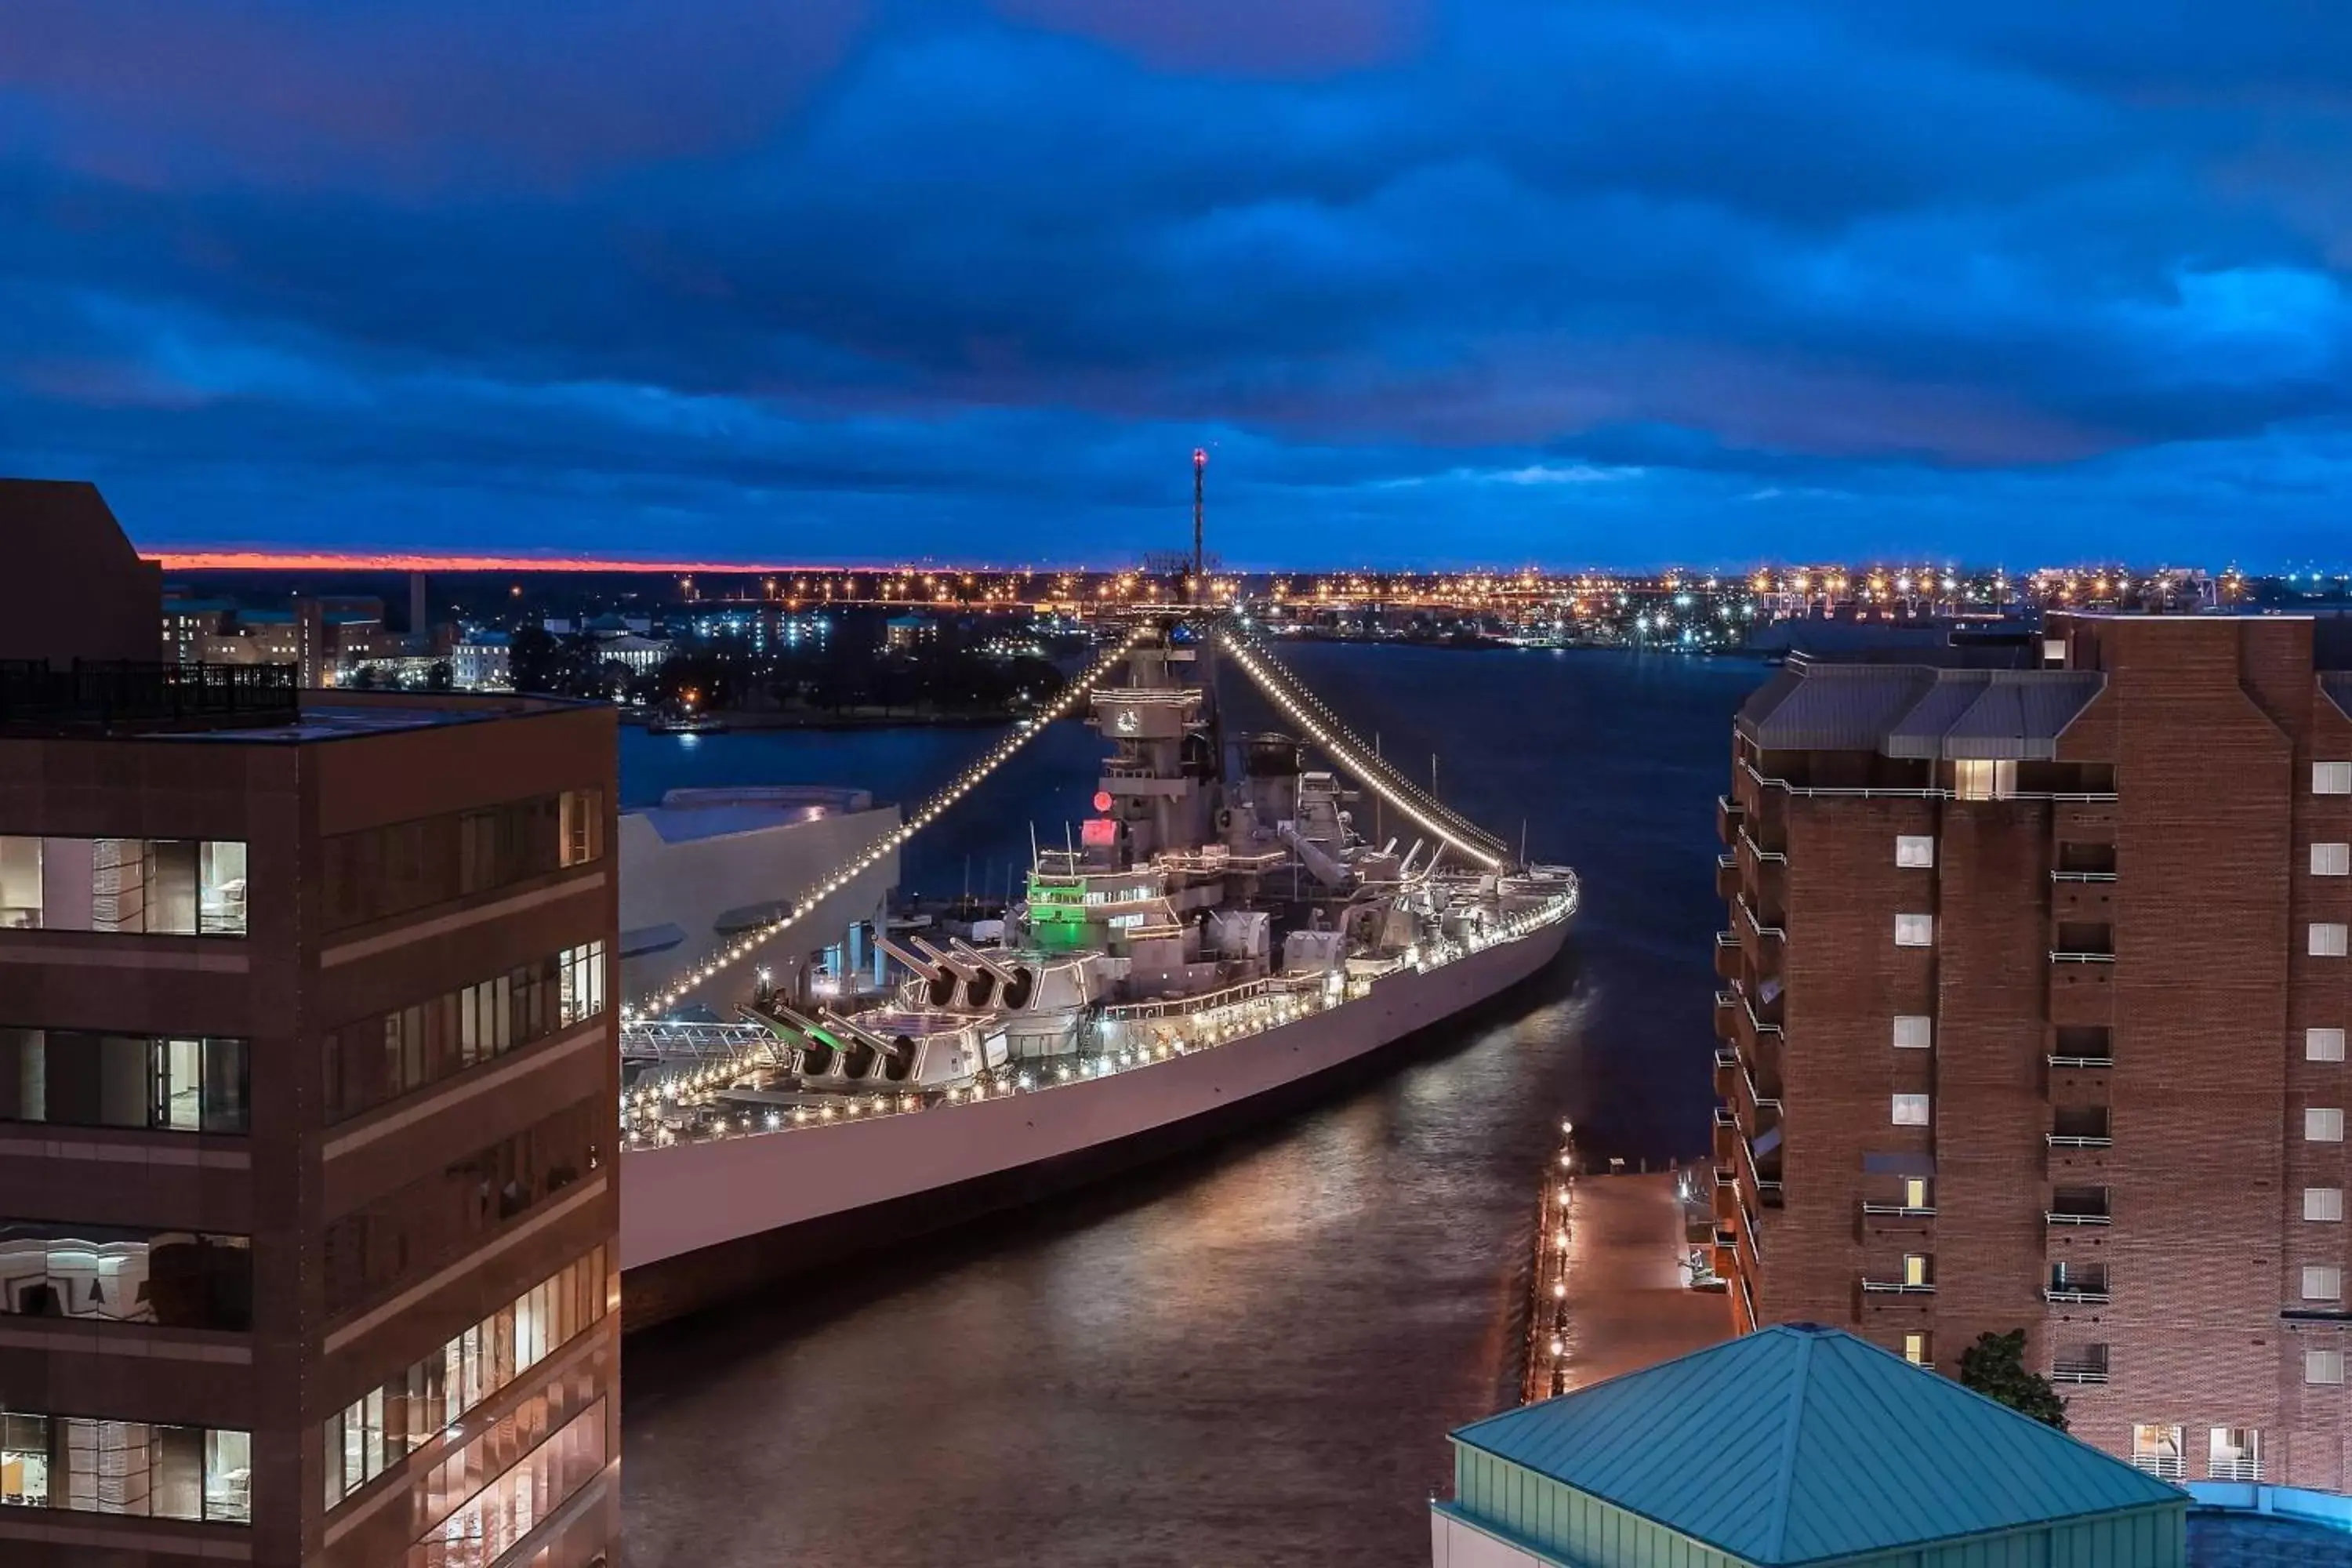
1192, 447, 1207, 606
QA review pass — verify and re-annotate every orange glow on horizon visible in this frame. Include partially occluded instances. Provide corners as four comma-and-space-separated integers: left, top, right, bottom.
150, 549, 885, 573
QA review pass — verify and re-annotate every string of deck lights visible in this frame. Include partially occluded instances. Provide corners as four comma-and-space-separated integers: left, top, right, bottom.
1215, 630, 1506, 871
622, 622, 1159, 1021
1218, 626, 1508, 860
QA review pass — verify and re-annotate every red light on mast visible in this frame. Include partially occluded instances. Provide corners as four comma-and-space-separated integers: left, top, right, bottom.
1092, 790, 1113, 812
1193, 448, 1207, 469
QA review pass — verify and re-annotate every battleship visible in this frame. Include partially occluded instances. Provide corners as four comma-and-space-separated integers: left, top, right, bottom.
614, 606, 1577, 1325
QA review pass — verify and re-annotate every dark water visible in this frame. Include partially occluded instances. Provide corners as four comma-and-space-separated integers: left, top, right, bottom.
620, 646, 1765, 1568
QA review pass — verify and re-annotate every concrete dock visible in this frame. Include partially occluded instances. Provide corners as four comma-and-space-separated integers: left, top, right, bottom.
1530, 1169, 1733, 1400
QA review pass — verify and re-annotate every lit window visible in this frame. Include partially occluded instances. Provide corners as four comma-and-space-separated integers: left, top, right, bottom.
1902, 1254, 1930, 1287
2303, 1267, 2343, 1301
2318, 763, 2352, 796
1903, 1176, 1930, 1210
2131, 1424, 2185, 1479
2042, 638, 2067, 665
1903, 1332, 1929, 1366
1892, 1094, 1932, 1127
1894, 914, 1935, 948
1892, 1015, 1933, 1050
2308, 1108, 2345, 1143
0, 838, 38, 929
2313, 924, 2350, 958
2209, 1428, 2262, 1483
1895, 835, 1936, 869
1954, 759, 2016, 800
2316, 844, 2352, 877
2306, 1350, 2344, 1386
2306, 1188, 2344, 1223
2312, 1029, 2348, 1063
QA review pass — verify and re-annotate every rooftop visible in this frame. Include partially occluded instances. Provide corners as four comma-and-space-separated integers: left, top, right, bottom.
629, 785, 880, 844
1452, 1323, 2183, 1566
0, 661, 583, 742
1738, 661, 2105, 760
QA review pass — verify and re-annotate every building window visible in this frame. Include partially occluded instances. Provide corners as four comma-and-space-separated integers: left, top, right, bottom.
2303, 1266, 2343, 1301
2308, 1108, 2345, 1143
2209, 1428, 2263, 1483
1954, 759, 2017, 800
1903, 1176, 1931, 1210
2130, 1425, 2185, 1479
2311, 1029, 2348, 1063
0, 1031, 248, 1134
2318, 763, 2352, 796
320, 790, 603, 934
1902, 1254, 1931, 1287
2316, 844, 2352, 877
1903, 1332, 1929, 1366
321, 1100, 602, 1318
322, 1246, 609, 1511
2042, 638, 2067, 665
322, 941, 607, 1123
2306, 1350, 2344, 1385
0, 840, 38, 929
0, 1224, 250, 1330
405, 1401, 606, 1567
1894, 914, 1934, 948
2307, 1188, 2344, 1222
1892, 1014, 1932, 1050
0, 838, 249, 937
0, 1411, 250, 1523
1895, 836, 1936, 869
559, 789, 603, 868
2313, 924, 2350, 958
1891, 1094, 1932, 1127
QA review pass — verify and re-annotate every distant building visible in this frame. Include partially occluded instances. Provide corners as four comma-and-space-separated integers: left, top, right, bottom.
593, 632, 672, 678
161, 596, 235, 664
1434, 1323, 2189, 1568
884, 614, 935, 652
1718, 612, 2352, 1490
0, 480, 622, 1568
453, 629, 514, 691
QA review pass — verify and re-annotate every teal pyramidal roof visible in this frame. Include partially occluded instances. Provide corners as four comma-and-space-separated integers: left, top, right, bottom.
1452, 1325, 2183, 1566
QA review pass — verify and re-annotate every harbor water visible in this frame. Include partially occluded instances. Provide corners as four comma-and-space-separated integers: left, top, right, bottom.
620, 644, 1765, 1567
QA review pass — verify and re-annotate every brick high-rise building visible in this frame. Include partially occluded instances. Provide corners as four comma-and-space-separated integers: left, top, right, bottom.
0, 481, 619, 1567
1714, 612, 2352, 1490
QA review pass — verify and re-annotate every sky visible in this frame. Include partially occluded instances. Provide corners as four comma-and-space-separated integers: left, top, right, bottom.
3, 1, 2350, 568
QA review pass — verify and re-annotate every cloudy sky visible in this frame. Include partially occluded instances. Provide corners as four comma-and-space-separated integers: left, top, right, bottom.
4, 1, 2349, 567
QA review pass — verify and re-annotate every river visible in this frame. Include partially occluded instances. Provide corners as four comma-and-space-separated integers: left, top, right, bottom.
619, 644, 1766, 1568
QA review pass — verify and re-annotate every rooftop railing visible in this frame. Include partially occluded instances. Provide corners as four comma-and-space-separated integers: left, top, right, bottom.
0, 659, 298, 731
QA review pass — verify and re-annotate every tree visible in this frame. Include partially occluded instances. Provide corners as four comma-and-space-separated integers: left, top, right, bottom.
426, 661, 453, 692
1957, 1330, 2068, 1430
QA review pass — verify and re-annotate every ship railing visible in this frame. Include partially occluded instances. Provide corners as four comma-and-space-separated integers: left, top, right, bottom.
1099, 974, 1320, 1022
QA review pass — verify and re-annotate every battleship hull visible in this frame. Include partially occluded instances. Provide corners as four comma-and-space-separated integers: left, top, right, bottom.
620, 915, 1571, 1328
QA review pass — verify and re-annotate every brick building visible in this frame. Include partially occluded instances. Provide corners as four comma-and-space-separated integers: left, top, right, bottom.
0, 481, 619, 1566
1715, 612, 2352, 1491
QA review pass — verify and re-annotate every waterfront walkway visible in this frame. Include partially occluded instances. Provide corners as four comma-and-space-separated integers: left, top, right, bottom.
1548, 1171, 1733, 1397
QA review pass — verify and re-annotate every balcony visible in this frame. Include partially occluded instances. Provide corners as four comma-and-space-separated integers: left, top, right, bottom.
1857, 1202, 1934, 1245
1713, 1106, 1740, 1164
1860, 1279, 1936, 1295
1714, 1047, 1740, 1101
1724, 982, 1785, 1059
2049, 1108, 2113, 1152
1715, 931, 1744, 981
2046, 1198, 2112, 1227
1716, 793, 1745, 847
2045, 1268, 2110, 1305
1736, 1126, 1784, 1210
2046, 1025, 2114, 1074
1711, 1165, 1739, 1224
1737, 895, 1786, 957
1713, 989, 1740, 1044
2051, 1357, 2111, 1386
1715, 852, 1741, 902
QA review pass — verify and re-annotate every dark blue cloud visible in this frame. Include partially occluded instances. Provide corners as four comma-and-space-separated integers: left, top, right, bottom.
0, 0, 2347, 565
